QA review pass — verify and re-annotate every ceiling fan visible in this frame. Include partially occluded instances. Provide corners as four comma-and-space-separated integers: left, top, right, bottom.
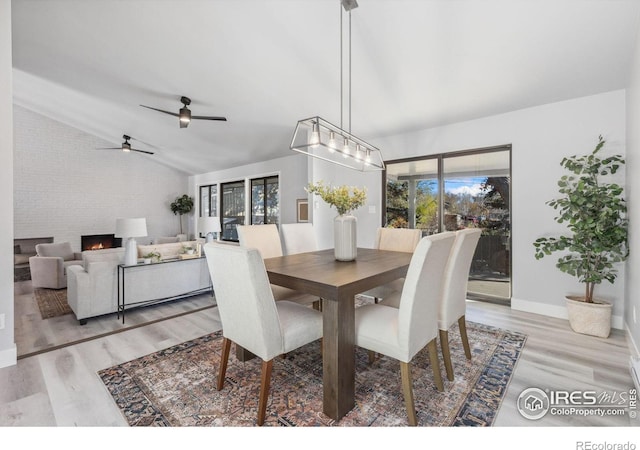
96, 135, 154, 155
140, 96, 227, 128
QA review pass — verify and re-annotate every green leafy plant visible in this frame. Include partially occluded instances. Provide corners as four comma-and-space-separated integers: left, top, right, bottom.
533, 135, 628, 303
143, 251, 161, 262
306, 181, 367, 216
170, 194, 194, 234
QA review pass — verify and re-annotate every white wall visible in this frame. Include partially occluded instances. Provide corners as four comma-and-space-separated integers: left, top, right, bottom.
312, 90, 627, 328
0, 0, 16, 368
14, 106, 190, 250
309, 160, 382, 250
189, 153, 309, 232
625, 26, 640, 357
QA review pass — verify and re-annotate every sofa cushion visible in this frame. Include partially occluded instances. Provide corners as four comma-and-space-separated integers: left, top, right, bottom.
138, 241, 198, 260
82, 248, 125, 271
14, 254, 31, 265
156, 236, 180, 244
36, 242, 75, 261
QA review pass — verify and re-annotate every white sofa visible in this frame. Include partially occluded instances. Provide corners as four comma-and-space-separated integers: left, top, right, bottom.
67, 241, 211, 324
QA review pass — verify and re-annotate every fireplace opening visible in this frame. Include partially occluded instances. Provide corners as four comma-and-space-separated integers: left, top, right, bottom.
81, 234, 122, 251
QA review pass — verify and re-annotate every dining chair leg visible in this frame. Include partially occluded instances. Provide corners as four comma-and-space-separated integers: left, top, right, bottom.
257, 359, 274, 426
368, 350, 377, 364
439, 329, 454, 381
426, 338, 444, 392
217, 337, 232, 391
458, 316, 472, 360
400, 361, 417, 426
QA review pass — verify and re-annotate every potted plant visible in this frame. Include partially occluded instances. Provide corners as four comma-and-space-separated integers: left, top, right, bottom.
182, 245, 195, 255
306, 181, 366, 261
143, 251, 161, 264
170, 194, 194, 240
533, 135, 628, 338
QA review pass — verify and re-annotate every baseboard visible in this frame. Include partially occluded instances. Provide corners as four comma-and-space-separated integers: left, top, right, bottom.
625, 322, 640, 359
0, 343, 17, 368
511, 297, 624, 330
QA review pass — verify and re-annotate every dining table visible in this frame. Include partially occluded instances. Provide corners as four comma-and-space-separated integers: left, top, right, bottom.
264, 247, 413, 421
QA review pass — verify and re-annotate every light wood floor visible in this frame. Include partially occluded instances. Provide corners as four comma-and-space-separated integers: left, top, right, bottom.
1, 281, 638, 438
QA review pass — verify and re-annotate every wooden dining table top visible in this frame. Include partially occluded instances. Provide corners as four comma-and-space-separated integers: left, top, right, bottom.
264, 247, 413, 421
264, 247, 413, 299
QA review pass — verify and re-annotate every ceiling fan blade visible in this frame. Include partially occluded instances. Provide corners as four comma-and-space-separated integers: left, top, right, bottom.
140, 105, 179, 117
95, 147, 121, 150
131, 149, 155, 155
191, 115, 227, 121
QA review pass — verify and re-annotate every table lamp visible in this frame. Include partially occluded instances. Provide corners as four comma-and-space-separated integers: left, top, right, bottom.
115, 217, 148, 266
198, 216, 222, 243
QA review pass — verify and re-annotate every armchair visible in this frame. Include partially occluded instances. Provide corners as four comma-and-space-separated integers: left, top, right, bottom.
29, 242, 83, 289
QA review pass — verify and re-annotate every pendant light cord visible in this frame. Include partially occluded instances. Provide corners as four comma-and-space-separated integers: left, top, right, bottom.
340, 4, 352, 133
340, 3, 343, 130
349, 9, 352, 134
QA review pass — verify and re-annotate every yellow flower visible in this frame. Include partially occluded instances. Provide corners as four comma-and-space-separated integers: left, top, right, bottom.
306, 181, 367, 216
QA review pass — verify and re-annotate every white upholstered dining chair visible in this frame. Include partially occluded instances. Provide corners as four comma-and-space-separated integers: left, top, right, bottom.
203, 243, 323, 426
354, 231, 456, 426
280, 223, 318, 255
361, 227, 422, 302
237, 224, 319, 308
438, 228, 482, 381
280, 222, 323, 309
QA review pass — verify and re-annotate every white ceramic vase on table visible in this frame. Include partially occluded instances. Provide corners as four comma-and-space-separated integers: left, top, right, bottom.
334, 214, 357, 261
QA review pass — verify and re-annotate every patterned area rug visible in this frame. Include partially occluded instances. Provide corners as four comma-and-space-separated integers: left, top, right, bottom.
14, 266, 31, 282
34, 288, 73, 319
99, 321, 526, 426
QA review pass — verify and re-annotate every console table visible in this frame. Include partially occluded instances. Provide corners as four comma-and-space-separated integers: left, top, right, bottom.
117, 257, 212, 324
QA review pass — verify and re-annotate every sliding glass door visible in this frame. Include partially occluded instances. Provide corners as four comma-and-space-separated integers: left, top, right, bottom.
384, 146, 511, 304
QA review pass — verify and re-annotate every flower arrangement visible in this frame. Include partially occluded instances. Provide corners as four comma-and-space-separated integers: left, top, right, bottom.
306, 181, 367, 215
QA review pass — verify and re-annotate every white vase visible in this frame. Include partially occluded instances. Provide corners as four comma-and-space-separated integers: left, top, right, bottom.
334, 214, 357, 261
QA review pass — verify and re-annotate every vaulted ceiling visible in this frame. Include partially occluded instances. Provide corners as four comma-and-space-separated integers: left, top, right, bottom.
11, 0, 640, 175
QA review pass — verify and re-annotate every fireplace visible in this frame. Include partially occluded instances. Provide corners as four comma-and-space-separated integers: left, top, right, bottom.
81, 234, 122, 251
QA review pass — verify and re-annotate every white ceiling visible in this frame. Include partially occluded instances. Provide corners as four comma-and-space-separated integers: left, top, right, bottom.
11, 0, 640, 175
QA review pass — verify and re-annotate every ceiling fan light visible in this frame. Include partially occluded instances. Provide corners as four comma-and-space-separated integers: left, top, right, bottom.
122, 142, 131, 152
179, 107, 191, 127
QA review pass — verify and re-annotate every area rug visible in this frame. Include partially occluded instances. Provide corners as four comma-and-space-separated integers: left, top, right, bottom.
99, 321, 526, 427
34, 288, 73, 319
14, 266, 31, 282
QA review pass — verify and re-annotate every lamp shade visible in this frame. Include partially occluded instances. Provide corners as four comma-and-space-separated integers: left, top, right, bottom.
198, 216, 221, 234
115, 218, 148, 238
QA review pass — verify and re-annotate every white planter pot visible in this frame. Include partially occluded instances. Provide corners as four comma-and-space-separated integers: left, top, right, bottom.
334, 214, 357, 261
565, 295, 612, 338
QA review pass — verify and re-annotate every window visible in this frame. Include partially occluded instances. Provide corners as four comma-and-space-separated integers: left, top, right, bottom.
251, 176, 279, 225
384, 146, 511, 304
199, 184, 218, 218
204, 175, 280, 242
221, 180, 245, 241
